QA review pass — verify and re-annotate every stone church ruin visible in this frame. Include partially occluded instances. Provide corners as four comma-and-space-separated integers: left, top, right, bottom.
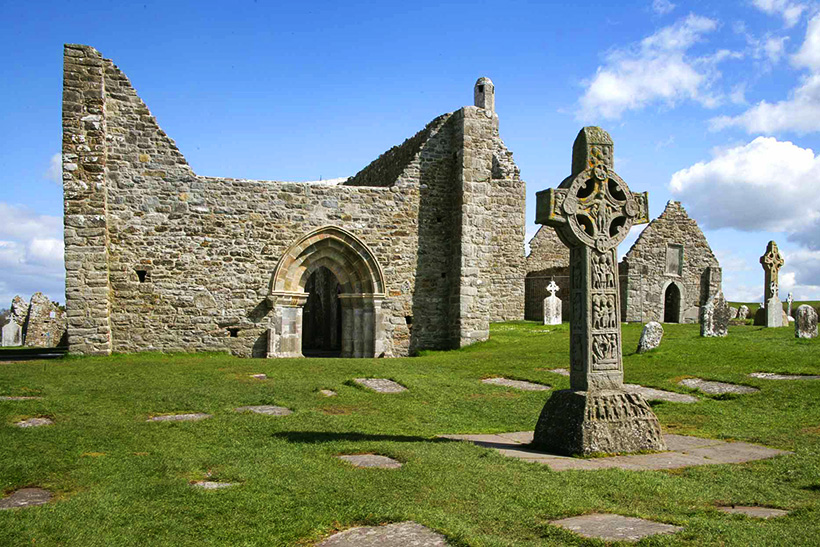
526, 201, 721, 324
62, 45, 525, 358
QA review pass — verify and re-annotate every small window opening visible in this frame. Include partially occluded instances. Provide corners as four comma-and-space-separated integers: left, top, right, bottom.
405, 316, 413, 325
477, 85, 484, 93
228, 327, 240, 338
441, 272, 447, 278
136, 270, 148, 283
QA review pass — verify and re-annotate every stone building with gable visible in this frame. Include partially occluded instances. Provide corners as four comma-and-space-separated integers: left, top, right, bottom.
62, 45, 525, 358
525, 200, 721, 324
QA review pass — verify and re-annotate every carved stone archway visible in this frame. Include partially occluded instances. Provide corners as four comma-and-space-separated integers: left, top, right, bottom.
266, 227, 387, 358
660, 279, 685, 323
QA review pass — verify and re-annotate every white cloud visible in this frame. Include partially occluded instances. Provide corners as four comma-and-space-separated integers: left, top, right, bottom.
669, 136, 820, 233
0, 203, 64, 307
45, 153, 61, 185
730, 83, 748, 104
751, 0, 807, 28
652, 0, 676, 16
578, 14, 731, 120
781, 248, 820, 297
711, 14, 820, 134
764, 35, 789, 62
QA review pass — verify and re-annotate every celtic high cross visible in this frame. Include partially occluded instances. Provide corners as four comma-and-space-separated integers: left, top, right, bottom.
760, 240, 785, 327
536, 127, 648, 391
532, 127, 664, 456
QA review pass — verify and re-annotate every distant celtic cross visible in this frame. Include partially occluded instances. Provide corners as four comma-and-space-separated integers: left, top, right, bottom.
547, 279, 559, 296
760, 241, 784, 301
536, 127, 649, 391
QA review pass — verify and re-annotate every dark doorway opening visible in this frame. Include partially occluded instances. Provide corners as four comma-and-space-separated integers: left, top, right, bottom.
302, 267, 342, 357
663, 283, 681, 323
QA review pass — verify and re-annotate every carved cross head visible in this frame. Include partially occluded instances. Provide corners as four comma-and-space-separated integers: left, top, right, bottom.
547, 279, 559, 296
536, 127, 649, 252
760, 240, 784, 274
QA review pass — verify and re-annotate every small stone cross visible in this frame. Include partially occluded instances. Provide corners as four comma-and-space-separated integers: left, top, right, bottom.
547, 279, 559, 297
787, 292, 794, 317
536, 127, 649, 391
760, 241, 784, 301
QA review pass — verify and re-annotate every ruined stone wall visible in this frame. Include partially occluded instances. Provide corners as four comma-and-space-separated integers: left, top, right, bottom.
524, 226, 570, 321
620, 200, 721, 323
64, 45, 525, 357
22, 293, 67, 348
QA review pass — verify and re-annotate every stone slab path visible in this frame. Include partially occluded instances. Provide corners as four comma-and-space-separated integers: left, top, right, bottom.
623, 384, 698, 403
147, 413, 212, 422
679, 378, 759, 395
234, 405, 292, 416
0, 396, 43, 400
15, 417, 53, 428
191, 481, 238, 489
550, 513, 682, 542
317, 521, 447, 546
717, 506, 789, 518
353, 378, 407, 393
749, 372, 820, 380
0, 488, 51, 510
440, 432, 790, 471
481, 378, 551, 391
337, 454, 402, 469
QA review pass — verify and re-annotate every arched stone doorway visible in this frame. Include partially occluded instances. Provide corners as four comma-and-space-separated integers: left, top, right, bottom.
266, 227, 387, 358
302, 266, 342, 356
663, 282, 682, 323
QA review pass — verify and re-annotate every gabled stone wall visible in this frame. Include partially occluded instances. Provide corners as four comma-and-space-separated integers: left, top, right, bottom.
62, 45, 526, 358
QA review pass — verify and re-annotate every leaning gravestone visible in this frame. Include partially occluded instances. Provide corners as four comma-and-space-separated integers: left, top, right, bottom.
1, 321, 22, 347
637, 321, 663, 353
700, 292, 730, 337
729, 307, 738, 320
738, 305, 749, 320
794, 305, 818, 339
543, 279, 562, 325
532, 127, 665, 456
759, 241, 785, 327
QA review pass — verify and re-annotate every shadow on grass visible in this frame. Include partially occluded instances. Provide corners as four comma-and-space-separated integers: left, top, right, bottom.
272, 431, 454, 444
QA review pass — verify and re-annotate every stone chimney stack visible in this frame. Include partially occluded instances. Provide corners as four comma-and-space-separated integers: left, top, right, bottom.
474, 77, 495, 113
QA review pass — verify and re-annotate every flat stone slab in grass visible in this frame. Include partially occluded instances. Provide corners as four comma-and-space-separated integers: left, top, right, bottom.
749, 372, 820, 380
482, 377, 551, 391
0, 488, 51, 510
439, 432, 790, 471
337, 454, 403, 469
353, 378, 407, 393
717, 506, 789, 518
147, 413, 212, 422
15, 417, 53, 428
546, 368, 570, 376
317, 521, 447, 546
234, 405, 292, 416
0, 396, 43, 400
319, 389, 337, 397
250, 373, 267, 380
624, 384, 698, 404
679, 378, 759, 395
550, 513, 682, 542
191, 481, 238, 489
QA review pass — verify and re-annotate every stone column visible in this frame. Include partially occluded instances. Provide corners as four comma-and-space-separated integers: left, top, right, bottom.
760, 241, 784, 328
266, 292, 308, 358
532, 127, 666, 456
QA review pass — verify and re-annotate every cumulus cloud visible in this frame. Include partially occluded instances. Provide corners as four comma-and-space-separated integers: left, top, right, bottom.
711, 14, 820, 134
578, 14, 732, 120
751, 0, 807, 28
652, 0, 676, 16
45, 153, 61, 185
780, 248, 820, 298
0, 203, 64, 306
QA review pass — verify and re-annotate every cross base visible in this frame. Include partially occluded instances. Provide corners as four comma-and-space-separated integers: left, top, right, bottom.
532, 390, 667, 456
764, 297, 784, 327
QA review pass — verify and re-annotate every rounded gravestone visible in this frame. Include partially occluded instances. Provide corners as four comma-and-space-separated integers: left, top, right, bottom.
637, 322, 663, 353
729, 307, 738, 320
737, 305, 750, 320
794, 305, 818, 339
701, 293, 730, 338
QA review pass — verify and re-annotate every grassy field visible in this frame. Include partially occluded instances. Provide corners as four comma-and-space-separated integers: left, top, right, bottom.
1, 322, 818, 546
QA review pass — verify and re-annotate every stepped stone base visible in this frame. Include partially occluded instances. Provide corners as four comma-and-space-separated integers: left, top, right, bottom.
533, 390, 666, 456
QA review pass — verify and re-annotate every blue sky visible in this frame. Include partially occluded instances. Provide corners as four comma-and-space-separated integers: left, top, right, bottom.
2, 0, 820, 306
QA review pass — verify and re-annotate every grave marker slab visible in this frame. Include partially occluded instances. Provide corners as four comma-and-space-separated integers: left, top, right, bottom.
533, 127, 665, 456
0, 396, 43, 400
550, 513, 682, 542
336, 454, 402, 468
234, 405, 292, 415
738, 305, 750, 320
0, 488, 51, 510
191, 481, 238, 489
1, 321, 22, 347
543, 279, 562, 325
353, 378, 407, 393
319, 389, 338, 397
717, 506, 788, 519
623, 384, 697, 403
637, 322, 663, 353
700, 292, 730, 337
679, 378, 758, 395
15, 417, 53, 428
482, 377, 551, 391
317, 521, 447, 546
749, 372, 820, 380
794, 304, 818, 339
147, 413, 212, 422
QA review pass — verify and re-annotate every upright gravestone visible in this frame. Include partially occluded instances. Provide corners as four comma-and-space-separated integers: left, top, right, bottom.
794, 305, 818, 339
543, 279, 562, 325
760, 241, 784, 328
700, 292, 730, 337
1, 322, 22, 347
787, 292, 794, 321
738, 305, 749, 320
532, 127, 666, 456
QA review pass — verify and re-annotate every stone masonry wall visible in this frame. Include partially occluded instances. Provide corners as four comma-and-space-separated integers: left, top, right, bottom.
524, 226, 570, 321
620, 200, 721, 323
64, 45, 526, 357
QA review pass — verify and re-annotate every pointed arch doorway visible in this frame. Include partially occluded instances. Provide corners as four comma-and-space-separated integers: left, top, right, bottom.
266, 227, 387, 358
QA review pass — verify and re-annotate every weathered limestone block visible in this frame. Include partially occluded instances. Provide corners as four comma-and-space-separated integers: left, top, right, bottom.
10, 296, 28, 325
23, 292, 67, 348
738, 305, 750, 320
700, 292, 729, 337
637, 321, 663, 353
1, 322, 22, 346
729, 306, 738, 319
795, 305, 818, 339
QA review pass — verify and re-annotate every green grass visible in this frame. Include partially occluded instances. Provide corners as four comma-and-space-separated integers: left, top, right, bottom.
1, 322, 819, 546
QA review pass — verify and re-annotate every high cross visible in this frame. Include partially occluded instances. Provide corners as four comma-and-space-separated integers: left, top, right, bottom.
536, 127, 649, 391
760, 240, 784, 301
